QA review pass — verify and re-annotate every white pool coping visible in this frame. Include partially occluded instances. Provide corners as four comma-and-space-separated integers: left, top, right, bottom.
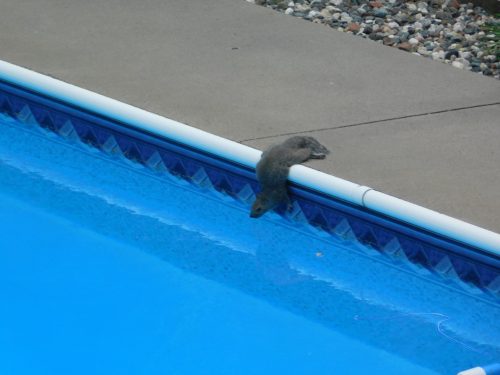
0, 59, 499, 256
458, 363, 500, 375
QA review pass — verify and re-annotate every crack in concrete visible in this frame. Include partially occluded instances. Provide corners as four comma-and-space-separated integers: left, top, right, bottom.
239, 102, 500, 143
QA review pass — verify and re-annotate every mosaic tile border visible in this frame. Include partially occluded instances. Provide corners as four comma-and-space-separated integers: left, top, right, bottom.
0, 80, 498, 299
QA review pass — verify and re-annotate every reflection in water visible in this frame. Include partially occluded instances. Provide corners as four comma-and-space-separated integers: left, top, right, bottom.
354, 312, 482, 353
1, 115, 499, 374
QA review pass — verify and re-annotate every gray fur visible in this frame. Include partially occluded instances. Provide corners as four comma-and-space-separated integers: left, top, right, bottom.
250, 136, 329, 218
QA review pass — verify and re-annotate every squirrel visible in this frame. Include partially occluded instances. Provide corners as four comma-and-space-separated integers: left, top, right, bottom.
250, 136, 329, 218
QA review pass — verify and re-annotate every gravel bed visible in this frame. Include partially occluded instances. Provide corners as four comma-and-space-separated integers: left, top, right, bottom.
246, 0, 500, 79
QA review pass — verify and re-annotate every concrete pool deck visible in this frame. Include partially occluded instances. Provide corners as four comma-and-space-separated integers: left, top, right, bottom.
1, 0, 499, 233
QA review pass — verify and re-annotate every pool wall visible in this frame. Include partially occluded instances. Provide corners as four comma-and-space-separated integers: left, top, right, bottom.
0, 60, 498, 296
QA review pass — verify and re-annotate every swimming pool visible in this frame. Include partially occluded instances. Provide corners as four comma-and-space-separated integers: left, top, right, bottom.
0, 62, 499, 375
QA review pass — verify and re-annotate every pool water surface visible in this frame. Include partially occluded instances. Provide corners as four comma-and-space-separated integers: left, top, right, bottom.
0, 113, 498, 374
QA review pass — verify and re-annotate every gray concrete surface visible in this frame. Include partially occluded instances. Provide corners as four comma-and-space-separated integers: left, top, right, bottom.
1, 0, 499, 230
244, 105, 500, 232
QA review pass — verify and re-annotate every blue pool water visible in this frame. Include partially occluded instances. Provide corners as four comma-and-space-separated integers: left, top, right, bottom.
0, 113, 499, 375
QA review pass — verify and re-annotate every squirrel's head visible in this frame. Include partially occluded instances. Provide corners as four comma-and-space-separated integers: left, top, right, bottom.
250, 194, 272, 218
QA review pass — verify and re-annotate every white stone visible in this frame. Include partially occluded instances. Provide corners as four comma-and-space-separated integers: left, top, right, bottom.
432, 51, 442, 60
417, 47, 431, 56
414, 22, 423, 30
477, 51, 484, 58
330, 0, 343, 6
288, 1, 295, 6
285, 7, 294, 14
340, 12, 352, 22
453, 23, 464, 32
459, 51, 471, 59
415, 13, 423, 20
382, 25, 394, 34
320, 8, 332, 18
465, 34, 477, 42
407, 3, 417, 11
308, 10, 320, 18
409, 38, 419, 45
452, 61, 464, 69
332, 12, 341, 20
388, 22, 399, 29
295, 4, 310, 12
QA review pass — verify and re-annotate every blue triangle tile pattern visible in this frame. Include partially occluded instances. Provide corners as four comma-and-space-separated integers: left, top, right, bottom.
0, 94, 15, 117
0, 85, 498, 299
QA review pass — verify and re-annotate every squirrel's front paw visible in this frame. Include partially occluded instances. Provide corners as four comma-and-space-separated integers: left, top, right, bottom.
311, 153, 326, 159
